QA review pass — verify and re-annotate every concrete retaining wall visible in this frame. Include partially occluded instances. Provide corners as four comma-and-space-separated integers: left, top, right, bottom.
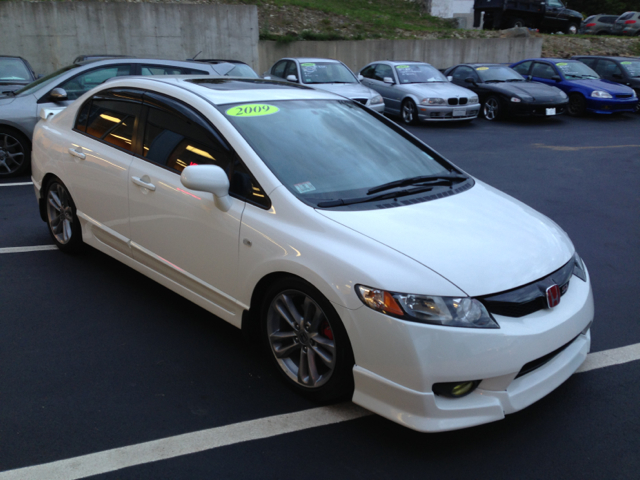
259, 37, 543, 73
0, 2, 259, 75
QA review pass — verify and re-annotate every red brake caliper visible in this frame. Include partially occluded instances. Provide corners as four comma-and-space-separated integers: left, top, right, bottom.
321, 321, 334, 340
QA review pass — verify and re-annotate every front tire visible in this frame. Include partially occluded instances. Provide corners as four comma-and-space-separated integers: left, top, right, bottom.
567, 93, 586, 116
483, 96, 503, 121
0, 128, 30, 178
509, 17, 525, 28
44, 178, 83, 253
261, 277, 354, 402
401, 99, 419, 125
566, 22, 579, 34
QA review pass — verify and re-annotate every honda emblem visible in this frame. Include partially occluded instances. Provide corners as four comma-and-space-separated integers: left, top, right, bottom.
546, 284, 561, 308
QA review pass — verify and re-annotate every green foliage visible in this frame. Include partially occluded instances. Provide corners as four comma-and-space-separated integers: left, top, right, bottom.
567, 1, 639, 16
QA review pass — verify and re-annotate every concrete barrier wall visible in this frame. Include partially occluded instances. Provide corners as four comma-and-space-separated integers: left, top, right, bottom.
0, 2, 259, 75
259, 37, 544, 73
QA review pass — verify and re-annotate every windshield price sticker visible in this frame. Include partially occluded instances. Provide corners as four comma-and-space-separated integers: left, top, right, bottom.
226, 104, 279, 117
476, 67, 489, 70
294, 181, 316, 193
556, 63, 568, 66
396, 65, 410, 69
621, 61, 632, 65
301, 63, 316, 67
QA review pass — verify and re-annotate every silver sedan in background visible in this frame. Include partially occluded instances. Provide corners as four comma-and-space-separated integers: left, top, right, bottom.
0, 58, 235, 177
263, 57, 385, 113
359, 61, 480, 124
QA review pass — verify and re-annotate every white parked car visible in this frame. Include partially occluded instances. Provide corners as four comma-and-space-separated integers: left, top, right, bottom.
31, 76, 594, 432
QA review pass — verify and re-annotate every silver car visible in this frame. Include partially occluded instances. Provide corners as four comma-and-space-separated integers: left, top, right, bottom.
0, 58, 235, 177
263, 57, 385, 113
359, 61, 480, 125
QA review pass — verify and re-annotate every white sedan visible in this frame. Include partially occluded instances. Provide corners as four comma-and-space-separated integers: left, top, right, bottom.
31, 76, 594, 432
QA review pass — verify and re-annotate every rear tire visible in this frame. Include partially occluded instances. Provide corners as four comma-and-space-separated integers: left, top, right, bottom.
44, 178, 84, 253
261, 277, 355, 402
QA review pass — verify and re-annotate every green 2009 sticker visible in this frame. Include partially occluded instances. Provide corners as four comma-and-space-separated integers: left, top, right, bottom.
226, 104, 279, 117
621, 61, 632, 65
556, 63, 568, 66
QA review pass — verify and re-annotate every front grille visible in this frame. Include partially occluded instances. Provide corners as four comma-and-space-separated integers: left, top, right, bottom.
515, 335, 578, 378
615, 94, 633, 99
353, 98, 368, 105
479, 259, 574, 318
448, 98, 458, 105
459, 98, 468, 105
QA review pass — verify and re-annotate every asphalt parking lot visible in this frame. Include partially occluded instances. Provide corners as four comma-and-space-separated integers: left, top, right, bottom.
1, 111, 639, 479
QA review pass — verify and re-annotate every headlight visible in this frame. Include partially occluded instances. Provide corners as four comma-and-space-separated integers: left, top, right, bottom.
632, 90, 637, 98
421, 98, 446, 105
591, 90, 612, 98
469, 95, 479, 104
356, 285, 499, 329
559, 90, 568, 99
573, 252, 587, 282
510, 97, 522, 103
369, 94, 384, 105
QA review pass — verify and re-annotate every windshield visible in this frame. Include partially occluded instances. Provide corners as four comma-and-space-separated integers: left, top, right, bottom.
620, 60, 640, 77
300, 62, 357, 84
225, 64, 259, 78
14, 64, 80, 96
395, 64, 448, 83
555, 61, 599, 79
0, 58, 32, 82
222, 100, 455, 207
476, 66, 524, 82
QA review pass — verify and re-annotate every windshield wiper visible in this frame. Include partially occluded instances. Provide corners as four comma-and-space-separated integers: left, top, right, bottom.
317, 184, 439, 208
506, 79, 524, 82
366, 174, 467, 195
485, 79, 505, 83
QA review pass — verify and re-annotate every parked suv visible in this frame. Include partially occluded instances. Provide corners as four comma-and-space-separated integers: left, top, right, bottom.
612, 12, 640, 36
0, 57, 234, 177
580, 14, 618, 35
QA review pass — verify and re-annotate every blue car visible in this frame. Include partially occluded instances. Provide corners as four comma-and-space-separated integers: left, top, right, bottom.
510, 58, 638, 116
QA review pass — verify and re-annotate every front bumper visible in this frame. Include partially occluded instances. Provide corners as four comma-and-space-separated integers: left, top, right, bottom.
508, 101, 568, 117
339, 269, 594, 432
417, 104, 480, 122
586, 96, 638, 114
368, 102, 386, 113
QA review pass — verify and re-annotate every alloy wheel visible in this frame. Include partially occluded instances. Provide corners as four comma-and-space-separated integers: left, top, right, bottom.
483, 97, 500, 121
402, 100, 416, 125
0, 133, 25, 176
266, 290, 336, 388
46, 182, 75, 245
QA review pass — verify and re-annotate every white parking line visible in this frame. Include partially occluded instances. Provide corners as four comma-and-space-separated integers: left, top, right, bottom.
0, 245, 57, 254
0, 347, 638, 479
0, 182, 33, 187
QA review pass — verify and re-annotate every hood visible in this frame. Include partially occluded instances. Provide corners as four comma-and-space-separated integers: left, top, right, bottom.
316, 181, 574, 297
568, 78, 635, 94
310, 83, 375, 100
490, 81, 564, 102
0, 95, 16, 105
398, 82, 475, 99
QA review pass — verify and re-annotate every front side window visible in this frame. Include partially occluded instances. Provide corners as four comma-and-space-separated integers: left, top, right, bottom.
222, 100, 463, 209
374, 64, 394, 81
532, 63, 557, 80
84, 98, 140, 152
271, 61, 287, 78
14, 64, 80, 97
58, 65, 132, 100
512, 61, 532, 76
594, 60, 622, 77
299, 62, 357, 85
395, 64, 448, 84
451, 66, 477, 83
360, 65, 375, 79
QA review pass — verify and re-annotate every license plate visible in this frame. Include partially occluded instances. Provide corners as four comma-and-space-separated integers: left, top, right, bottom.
452, 109, 465, 117
546, 108, 556, 116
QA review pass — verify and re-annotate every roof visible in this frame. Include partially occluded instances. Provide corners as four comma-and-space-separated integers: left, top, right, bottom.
286, 58, 342, 64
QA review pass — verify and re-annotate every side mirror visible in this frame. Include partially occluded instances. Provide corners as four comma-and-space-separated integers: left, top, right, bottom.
358, 74, 364, 81
612, 73, 623, 80
464, 77, 476, 84
383, 77, 394, 84
447, 76, 453, 81
286, 74, 298, 82
526, 75, 533, 82
180, 165, 232, 212
49, 88, 68, 101
551, 75, 561, 81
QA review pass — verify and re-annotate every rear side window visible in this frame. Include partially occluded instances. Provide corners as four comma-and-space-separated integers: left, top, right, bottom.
84, 99, 141, 152
140, 64, 208, 76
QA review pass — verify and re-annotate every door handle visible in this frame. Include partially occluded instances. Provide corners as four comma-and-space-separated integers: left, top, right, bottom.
68, 148, 86, 160
131, 176, 156, 191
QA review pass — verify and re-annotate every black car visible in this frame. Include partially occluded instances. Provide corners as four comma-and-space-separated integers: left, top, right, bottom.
572, 56, 640, 113
0, 56, 37, 95
444, 63, 569, 121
